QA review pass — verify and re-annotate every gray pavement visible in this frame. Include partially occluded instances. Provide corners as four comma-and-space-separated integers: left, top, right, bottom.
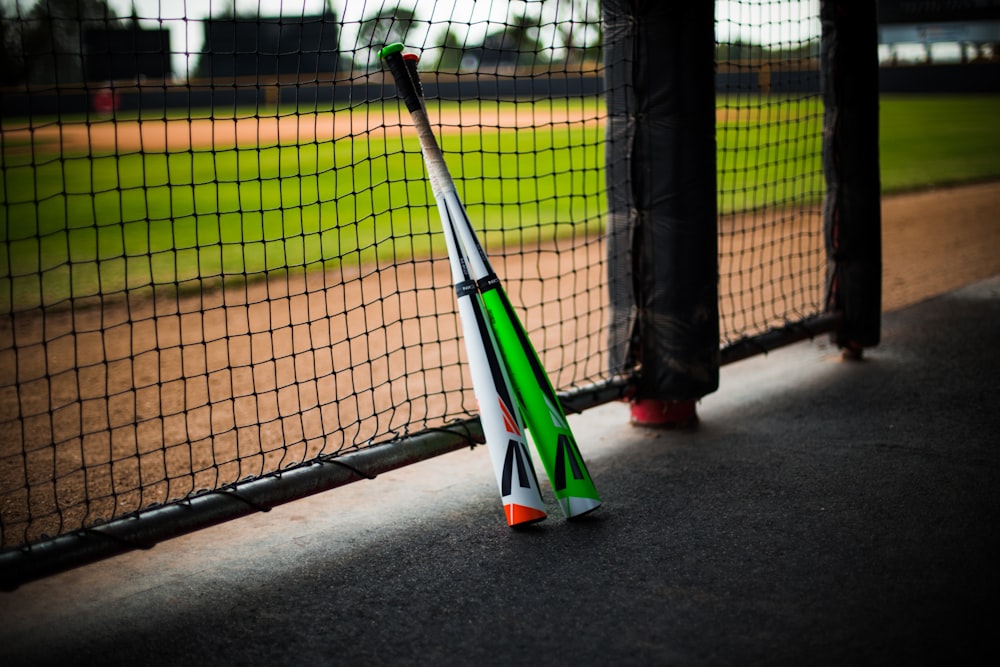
2, 276, 998, 666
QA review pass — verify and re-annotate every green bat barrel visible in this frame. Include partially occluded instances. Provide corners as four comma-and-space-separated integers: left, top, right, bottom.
478, 285, 601, 518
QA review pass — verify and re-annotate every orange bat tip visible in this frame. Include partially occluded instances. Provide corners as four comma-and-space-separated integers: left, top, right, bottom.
504, 503, 547, 526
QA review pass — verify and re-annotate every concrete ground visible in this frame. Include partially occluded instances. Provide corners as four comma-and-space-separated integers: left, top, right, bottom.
1, 276, 998, 666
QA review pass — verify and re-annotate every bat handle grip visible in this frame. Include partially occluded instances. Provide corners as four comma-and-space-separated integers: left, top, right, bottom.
379, 43, 422, 113
403, 53, 424, 101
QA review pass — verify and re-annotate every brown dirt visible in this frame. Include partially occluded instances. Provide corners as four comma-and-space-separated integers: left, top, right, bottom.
3, 106, 603, 153
881, 181, 1000, 311
6, 106, 764, 153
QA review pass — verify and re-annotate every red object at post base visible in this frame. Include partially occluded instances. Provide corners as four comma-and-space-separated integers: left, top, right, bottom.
630, 399, 698, 429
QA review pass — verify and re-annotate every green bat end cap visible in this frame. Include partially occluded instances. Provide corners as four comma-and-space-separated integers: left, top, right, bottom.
378, 43, 405, 60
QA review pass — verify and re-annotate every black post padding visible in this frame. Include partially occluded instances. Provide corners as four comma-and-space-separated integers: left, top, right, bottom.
603, 1, 719, 399
821, 1, 882, 350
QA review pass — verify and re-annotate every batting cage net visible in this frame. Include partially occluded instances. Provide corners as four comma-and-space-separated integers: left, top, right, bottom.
1, 1, 829, 560
716, 1, 826, 351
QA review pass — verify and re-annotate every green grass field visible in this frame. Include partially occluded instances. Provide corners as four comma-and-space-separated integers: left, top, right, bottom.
2, 94, 997, 311
0, 123, 606, 309
878, 94, 1000, 192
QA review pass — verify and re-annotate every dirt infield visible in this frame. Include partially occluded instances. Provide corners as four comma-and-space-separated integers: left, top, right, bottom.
2, 166, 998, 548
881, 181, 1000, 312
5, 106, 770, 154
4, 105, 604, 153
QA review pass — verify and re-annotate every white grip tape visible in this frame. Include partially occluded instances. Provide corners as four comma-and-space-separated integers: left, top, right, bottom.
411, 109, 455, 198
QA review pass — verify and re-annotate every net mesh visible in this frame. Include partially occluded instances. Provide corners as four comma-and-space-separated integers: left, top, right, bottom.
1, 0, 826, 551
716, 0, 826, 344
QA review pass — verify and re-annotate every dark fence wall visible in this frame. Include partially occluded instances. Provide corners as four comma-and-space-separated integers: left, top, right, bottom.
3, 63, 997, 119
879, 63, 1000, 93
0, 74, 606, 119
715, 62, 1000, 95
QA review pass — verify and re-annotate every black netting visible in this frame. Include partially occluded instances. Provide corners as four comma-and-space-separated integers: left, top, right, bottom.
716, 0, 827, 345
0, 0, 607, 550
1, 0, 832, 554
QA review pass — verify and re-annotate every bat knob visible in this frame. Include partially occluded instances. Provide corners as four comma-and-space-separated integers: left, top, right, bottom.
378, 42, 405, 60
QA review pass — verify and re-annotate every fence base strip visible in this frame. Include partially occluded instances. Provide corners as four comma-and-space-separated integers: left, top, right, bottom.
720, 312, 843, 366
0, 418, 486, 591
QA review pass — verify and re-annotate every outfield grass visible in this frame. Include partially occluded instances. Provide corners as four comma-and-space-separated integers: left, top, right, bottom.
878, 94, 1000, 192
0, 109, 606, 309
2, 94, 997, 311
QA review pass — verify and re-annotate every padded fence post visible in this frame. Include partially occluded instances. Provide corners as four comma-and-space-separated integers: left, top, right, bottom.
821, 0, 883, 352
603, 1, 719, 399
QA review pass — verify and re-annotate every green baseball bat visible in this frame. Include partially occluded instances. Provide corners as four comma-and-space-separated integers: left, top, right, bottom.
380, 44, 548, 526
442, 191, 602, 519
380, 43, 601, 518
